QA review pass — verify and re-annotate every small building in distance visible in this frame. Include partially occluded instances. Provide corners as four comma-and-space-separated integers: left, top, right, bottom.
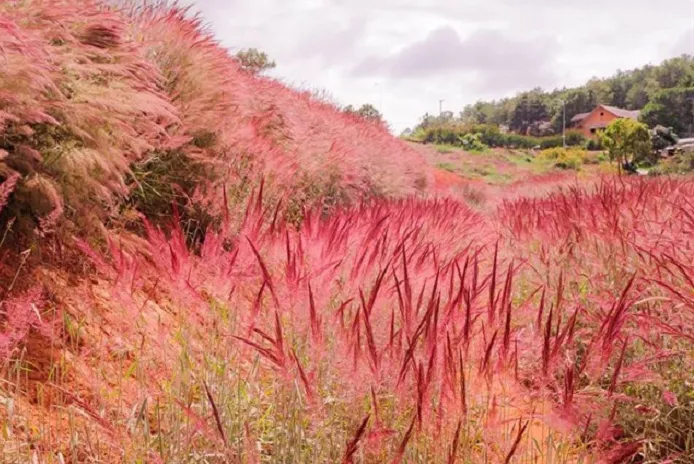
571, 105, 641, 138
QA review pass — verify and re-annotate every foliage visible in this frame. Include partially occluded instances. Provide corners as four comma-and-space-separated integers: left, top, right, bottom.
458, 132, 488, 152
640, 87, 694, 136
617, 356, 694, 462
412, 123, 585, 150
343, 103, 384, 124
510, 89, 549, 134
565, 130, 586, 146
453, 55, 694, 136
235, 47, 276, 74
600, 118, 653, 167
652, 148, 694, 174
537, 147, 590, 170
0, 1, 178, 244
586, 138, 604, 151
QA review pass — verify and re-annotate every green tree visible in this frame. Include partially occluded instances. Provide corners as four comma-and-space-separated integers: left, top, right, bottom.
510, 90, 549, 134
235, 48, 276, 74
640, 87, 694, 136
345, 103, 382, 122
600, 118, 653, 170
460, 101, 497, 124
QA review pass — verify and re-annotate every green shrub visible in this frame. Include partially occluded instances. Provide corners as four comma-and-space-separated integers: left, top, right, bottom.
418, 123, 584, 151
436, 162, 456, 172
586, 138, 603, 151
651, 149, 694, 174
435, 145, 456, 154
459, 133, 488, 152
565, 130, 586, 147
617, 350, 694, 462
537, 147, 587, 170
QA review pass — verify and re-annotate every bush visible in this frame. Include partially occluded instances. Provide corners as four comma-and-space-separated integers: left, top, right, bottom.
416, 123, 583, 150
459, 133, 488, 152
586, 138, 603, 151
565, 130, 586, 147
537, 147, 587, 170
651, 148, 694, 174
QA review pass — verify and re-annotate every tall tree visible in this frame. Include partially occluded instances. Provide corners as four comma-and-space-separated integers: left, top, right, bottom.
510, 91, 548, 134
640, 87, 694, 136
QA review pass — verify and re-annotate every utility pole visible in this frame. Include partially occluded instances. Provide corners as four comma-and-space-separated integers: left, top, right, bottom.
439, 99, 445, 116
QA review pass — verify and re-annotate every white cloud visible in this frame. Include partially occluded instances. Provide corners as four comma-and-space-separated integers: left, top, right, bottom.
189, 0, 694, 132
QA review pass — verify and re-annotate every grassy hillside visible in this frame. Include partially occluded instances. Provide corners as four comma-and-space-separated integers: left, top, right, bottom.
0, 0, 429, 253
0, 2, 693, 463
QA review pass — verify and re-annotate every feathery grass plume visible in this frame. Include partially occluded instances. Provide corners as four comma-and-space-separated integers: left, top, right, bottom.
0, 0, 178, 241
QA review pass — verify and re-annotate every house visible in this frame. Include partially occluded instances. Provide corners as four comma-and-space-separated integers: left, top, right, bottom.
571, 105, 641, 138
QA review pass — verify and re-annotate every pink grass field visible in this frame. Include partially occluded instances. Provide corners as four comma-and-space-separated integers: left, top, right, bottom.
1, 1, 693, 463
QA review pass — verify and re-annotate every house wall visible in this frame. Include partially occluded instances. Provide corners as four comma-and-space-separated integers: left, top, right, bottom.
576, 106, 619, 138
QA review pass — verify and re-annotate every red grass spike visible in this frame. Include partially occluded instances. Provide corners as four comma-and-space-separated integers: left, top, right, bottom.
273, 310, 285, 365
370, 386, 380, 424
480, 330, 498, 375
308, 281, 321, 343
502, 300, 512, 360
542, 306, 554, 376
342, 415, 370, 464
447, 419, 463, 464
608, 336, 629, 397
362, 303, 380, 374
503, 419, 529, 464
488, 241, 499, 323
459, 349, 467, 416
203, 381, 227, 446
291, 349, 313, 400
391, 415, 417, 464
246, 237, 279, 308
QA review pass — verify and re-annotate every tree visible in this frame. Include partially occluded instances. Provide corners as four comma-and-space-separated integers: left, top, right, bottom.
235, 48, 276, 74
460, 101, 496, 124
510, 91, 549, 134
640, 87, 694, 136
345, 103, 383, 123
413, 55, 694, 139
600, 118, 653, 171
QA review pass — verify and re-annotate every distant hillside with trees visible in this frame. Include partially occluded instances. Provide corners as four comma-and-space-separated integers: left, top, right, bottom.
409, 55, 694, 140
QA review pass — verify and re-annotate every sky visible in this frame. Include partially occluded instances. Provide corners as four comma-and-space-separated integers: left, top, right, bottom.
189, 0, 694, 133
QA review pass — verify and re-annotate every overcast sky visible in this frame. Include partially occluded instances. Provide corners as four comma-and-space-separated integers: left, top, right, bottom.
189, 0, 694, 132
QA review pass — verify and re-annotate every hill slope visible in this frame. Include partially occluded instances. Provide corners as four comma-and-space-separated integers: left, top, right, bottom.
0, 2, 693, 463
